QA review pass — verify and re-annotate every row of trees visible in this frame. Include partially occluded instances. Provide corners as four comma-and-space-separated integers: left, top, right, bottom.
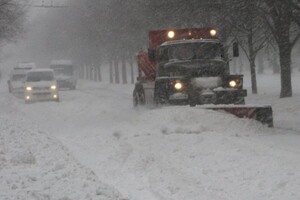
0, 0, 27, 73
23, 0, 300, 98
0, 0, 25, 44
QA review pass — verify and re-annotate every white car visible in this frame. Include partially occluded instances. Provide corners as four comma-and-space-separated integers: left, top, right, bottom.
8, 62, 36, 93
8, 71, 27, 93
24, 69, 59, 103
16, 62, 36, 69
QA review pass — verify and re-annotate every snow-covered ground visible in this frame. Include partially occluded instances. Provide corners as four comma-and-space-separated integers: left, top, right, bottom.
1, 72, 300, 200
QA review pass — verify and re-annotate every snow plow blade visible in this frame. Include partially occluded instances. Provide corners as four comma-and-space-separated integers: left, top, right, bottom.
205, 105, 274, 127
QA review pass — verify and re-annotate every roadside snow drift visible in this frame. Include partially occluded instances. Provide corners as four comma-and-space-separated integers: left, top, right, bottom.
0, 91, 123, 200
1, 72, 300, 200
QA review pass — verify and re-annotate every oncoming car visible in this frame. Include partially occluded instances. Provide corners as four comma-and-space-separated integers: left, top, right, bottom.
8, 62, 36, 93
8, 71, 27, 94
24, 69, 59, 103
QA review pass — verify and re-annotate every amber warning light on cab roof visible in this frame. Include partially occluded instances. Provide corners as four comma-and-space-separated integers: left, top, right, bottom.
148, 28, 217, 49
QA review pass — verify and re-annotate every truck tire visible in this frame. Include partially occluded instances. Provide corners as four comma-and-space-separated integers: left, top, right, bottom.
133, 87, 145, 107
154, 94, 167, 106
188, 94, 197, 107
189, 101, 196, 107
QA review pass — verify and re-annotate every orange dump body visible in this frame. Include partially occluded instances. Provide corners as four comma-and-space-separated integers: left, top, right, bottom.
136, 51, 156, 81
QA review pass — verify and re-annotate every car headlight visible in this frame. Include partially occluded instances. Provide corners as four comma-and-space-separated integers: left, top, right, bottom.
174, 82, 183, 90
26, 86, 32, 91
50, 85, 57, 90
229, 80, 237, 88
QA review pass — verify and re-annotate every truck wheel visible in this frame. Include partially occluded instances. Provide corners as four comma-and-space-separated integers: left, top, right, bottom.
189, 101, 196, 107
154, 97, 167, 107
133, 90, 138, 107
133, 89, 145, 107
188, 95, 197, 107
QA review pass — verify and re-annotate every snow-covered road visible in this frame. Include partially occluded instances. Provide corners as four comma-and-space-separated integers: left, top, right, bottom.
1, 73, 300, 200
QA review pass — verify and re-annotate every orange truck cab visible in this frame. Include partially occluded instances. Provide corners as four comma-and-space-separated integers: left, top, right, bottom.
134, 28, 246, 106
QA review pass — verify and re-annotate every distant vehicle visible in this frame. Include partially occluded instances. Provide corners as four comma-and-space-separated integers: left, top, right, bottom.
50, 60, 77, 90
16, 62, 37, 70
8, 62, 36, 93
24, 69, 59, 103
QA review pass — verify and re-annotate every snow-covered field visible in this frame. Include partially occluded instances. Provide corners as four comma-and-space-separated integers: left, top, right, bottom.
1, 72, 300, 200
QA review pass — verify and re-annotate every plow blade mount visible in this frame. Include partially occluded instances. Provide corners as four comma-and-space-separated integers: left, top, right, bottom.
205, 105, 273, 127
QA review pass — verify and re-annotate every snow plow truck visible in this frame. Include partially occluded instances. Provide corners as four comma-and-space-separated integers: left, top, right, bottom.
133, 28, 273, 127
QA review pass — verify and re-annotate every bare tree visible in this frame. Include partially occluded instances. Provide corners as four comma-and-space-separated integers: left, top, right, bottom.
262, 0, 300, 98
0, 0, 26, 44
225, 0, 271, 94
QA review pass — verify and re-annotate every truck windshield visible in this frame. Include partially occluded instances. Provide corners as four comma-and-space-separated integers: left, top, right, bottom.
50, 65, 73, 76
26, 71, 54, 82
158, 42, 222, 63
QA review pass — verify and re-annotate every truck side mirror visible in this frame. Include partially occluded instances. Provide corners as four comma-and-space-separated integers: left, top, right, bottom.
233, 42, 239, 57
148, 48, 155, 62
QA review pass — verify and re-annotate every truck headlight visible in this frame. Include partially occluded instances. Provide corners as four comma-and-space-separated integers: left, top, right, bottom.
174, 82, 183, 90
26, 86, 32, 91
229, 80, 237, 88
50, 85, 57, 90
210, 29, 217, 36
168, 31, 175, 39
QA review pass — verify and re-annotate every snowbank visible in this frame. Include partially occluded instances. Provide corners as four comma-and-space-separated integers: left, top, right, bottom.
0, 93, 123, 200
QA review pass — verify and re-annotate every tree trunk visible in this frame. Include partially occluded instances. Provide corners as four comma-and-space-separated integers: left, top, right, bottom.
97, 64, 102, 82
109, 60, 113, 83
121, 57, 127, 84
85, 65, 89, 80
279, 42, 292, 98
80, 65, 84, 79
94, 66, 98, 81
129, 58, 134, 84
114, 59, 120, 84
90, 66, 93, 81
248, 33, 258, 94
249, 58, 258, 94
